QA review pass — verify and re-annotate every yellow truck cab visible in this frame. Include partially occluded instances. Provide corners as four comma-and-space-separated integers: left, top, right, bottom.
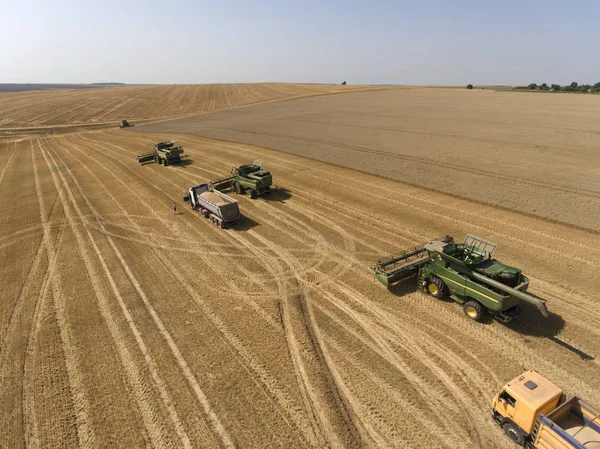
492, 370, 600, 448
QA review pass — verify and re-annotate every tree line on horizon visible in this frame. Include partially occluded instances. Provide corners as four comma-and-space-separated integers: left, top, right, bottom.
513, 81, 600, 93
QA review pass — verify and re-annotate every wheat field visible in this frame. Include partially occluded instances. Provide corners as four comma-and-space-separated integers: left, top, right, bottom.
0, 85, 598, 448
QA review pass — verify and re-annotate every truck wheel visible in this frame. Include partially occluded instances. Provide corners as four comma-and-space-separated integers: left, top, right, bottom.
203, 210, 210, 218
427, 276, 447, 298
248, 189, 258, 199
463, 301, 485, 322
234, 182, 243, 194
502, 422, 525, 446
164, 159, 169, 166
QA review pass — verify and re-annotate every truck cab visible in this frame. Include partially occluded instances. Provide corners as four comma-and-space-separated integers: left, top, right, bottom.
492, 370, 564, 446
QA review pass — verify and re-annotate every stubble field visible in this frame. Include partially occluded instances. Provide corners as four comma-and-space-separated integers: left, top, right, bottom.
0, 83, 389, 129
136, 89, 600, 231
0, 85, 599, 449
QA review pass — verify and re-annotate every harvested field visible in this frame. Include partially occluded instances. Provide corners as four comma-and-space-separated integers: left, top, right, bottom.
135, 88, 600, 231
0, 83, 388, 129
1, 119, 599, 447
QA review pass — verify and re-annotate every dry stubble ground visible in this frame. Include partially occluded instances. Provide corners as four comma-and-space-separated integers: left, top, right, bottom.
0, 87, 599, 449
135, 89, 600, 231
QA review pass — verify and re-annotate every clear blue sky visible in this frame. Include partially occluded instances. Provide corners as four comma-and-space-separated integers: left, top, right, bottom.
2, 0, 599, 85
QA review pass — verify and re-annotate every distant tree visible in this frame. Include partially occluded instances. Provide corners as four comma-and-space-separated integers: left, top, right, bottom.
551, 84, 561, 91
341, 81, 347, 85
570, 81, 578, 89
540, 83, 549, 90
594, 82, 600, 89
466, 84, 473, 89
527, 83, 538, 90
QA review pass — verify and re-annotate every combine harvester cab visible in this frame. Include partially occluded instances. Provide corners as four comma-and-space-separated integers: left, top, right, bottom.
119, 119, 134, 128
371, 234, 548, 322
137, 140, 184, 166
211, 161, 272, 199
183, 184, 240, 229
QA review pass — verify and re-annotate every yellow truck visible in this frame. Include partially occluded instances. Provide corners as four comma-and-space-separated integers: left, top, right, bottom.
492, 370, 600, 448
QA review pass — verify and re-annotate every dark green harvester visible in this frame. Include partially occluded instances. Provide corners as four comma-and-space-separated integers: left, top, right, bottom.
370, 234, 548, 322
210, 161, 272, 199
137, 140, 184, 166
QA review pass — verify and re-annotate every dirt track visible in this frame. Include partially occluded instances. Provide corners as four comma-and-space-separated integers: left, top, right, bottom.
1, 123, 599, 447
135, 89, 600, 231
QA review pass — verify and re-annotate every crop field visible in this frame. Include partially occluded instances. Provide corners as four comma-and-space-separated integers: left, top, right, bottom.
0, 83, 387, 129
0, 86, 599, 448
137, 89, 600, 231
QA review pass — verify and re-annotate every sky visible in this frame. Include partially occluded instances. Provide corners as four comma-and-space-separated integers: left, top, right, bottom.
1, 0, 599, 86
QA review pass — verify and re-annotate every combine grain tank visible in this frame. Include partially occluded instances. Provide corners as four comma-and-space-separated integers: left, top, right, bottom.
210, 161, 272, 199
492, 370, 600, 448
183, 184, 240, 228
370, 234, 548, 322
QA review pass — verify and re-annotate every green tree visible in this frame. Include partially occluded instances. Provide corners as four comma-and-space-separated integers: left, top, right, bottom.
527, 83, 538, 90
540, 83, 549, 90
466, 84, 473, 89
570, 81, 578, 89
551, 84, 560, 91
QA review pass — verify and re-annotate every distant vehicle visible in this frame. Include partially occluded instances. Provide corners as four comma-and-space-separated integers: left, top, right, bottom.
492, 370, 600, 448
370, 234, 548, 322
136, 140, 184, 166
119, 119, 134, 128
210, 161, 272, 199
183, 184, 240, 228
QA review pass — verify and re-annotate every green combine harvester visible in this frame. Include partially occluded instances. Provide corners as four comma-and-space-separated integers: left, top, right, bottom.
210, 161, 272, 199
370, 234, 549, 322
137, 140, 184, 166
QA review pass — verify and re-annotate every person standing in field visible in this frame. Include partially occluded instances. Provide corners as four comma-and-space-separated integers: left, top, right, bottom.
172, 202, 177, 215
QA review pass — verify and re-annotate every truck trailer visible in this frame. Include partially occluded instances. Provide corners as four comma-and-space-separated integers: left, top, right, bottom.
183, 184, 240, 228
492, 370, 600, 448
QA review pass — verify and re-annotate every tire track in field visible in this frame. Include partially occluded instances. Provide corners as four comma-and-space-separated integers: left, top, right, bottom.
61, 137, 322, 446
117, 133, 600, 348
312, 301, 462, 447
71, 135, 338, 445
209, 139, 598, 254
113, 132, 596, 368
243, 190, 493, 446
318, 286, 487, 447
245, 230, 363, 448
66, 137, 283, 297
0, 142, 67, 448
0, 142, 16, 186
201, 176, 493, 446
83, 131, 596, 442
22, 220, 70, 449
226, 127, 600, 200
42, 141, 203, 448
43, 142, 231, 448
31, 143, 96, 448
75, 139, 332, 446
66, 134, 332, 443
